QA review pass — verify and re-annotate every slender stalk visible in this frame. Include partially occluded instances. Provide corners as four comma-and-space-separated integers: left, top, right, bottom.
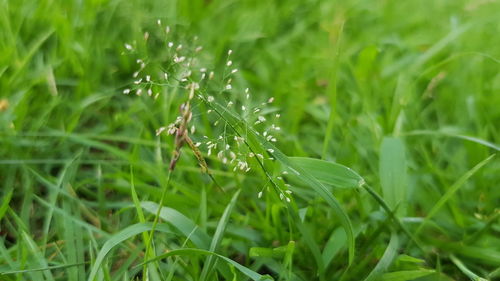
201, 95, 283, 195
144, 170, 172, 280
321, 21, 344, 159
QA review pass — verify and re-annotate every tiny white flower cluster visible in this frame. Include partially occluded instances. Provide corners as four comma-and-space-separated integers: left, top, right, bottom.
122, 22, 207, 101
156, 121, 179, 136
257, 169, 294, 202
123, 21, 290, 201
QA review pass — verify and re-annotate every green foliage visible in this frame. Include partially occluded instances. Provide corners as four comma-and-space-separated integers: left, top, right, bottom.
379, 137, 408, 217
1, 0, 499, 280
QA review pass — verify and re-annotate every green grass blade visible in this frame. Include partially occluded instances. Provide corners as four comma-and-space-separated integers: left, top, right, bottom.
416, 154, 495, 234
1, 262, 87, 275
379, 137, 408, 217
250, 243, 293, 259
435, 243, 500, 266
141, 201, 211, 248
288, 157, 365, 189
411, 23, 470, 71
362, 185, 425, 252
0, 237, 43, 281
9, 28, 55, 83
380, 269, 435, 281
129, 167, 151, 277
287, 206, 325, 278
21, 231, 55, 281
363, 232, 399, 281
0, 187, 13, 221
87, 223, 174, 281
321, 21, 344, 159
449, 254, 488, 281
404, 130, 500, 151
322, 227, 346, 268
489, 267, 500, 279
200, 190, 241, 281
61, 197, 81, 281
141, 248, 273, 281
34, 195, 108, 237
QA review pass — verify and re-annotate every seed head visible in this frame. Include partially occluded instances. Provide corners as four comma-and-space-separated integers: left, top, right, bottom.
124, 22, 284, 196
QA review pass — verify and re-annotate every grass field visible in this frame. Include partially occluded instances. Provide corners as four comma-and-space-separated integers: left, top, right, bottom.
1, 0, 499, 280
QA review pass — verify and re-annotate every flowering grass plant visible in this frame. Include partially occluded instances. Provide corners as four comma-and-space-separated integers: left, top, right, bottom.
1, 1, 499, 281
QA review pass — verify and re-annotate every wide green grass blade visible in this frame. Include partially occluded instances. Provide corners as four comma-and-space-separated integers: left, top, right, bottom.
141, 201, 211, 249
379, 137, 408, 216
288, 157, 365, 189
200, 190, 241, 281
363, 232, 399, 281
142, 248, 273, 281
87, 222, 174, 281
322, 227, 347, 268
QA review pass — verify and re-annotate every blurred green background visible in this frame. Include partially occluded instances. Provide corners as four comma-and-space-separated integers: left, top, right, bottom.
1, 0, 499, 280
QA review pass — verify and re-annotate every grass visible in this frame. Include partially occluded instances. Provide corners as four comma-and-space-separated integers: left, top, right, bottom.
1, 0, 499, 280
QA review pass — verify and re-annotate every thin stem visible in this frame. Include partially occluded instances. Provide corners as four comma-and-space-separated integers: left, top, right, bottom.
202, 95, 282, 195
144, 170, 172, 280
321, 21, 344, 159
